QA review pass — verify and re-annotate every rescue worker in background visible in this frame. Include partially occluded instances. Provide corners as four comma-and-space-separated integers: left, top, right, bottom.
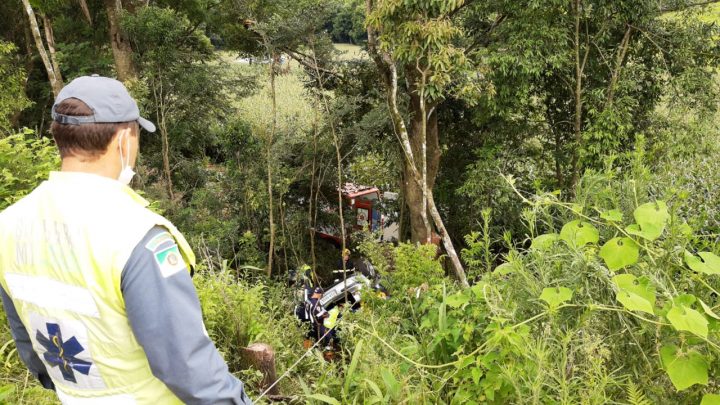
337, 248, 354, 271
309, 287, 328, 343
0, 76, 252, 404
323, 303, 342, 350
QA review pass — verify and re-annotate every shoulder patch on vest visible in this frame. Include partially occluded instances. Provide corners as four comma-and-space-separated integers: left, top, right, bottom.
145, 231, 175, 252
153, 244, 187, 278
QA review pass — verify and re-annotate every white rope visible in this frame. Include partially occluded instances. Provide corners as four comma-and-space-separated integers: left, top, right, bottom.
255, 327, 334, 402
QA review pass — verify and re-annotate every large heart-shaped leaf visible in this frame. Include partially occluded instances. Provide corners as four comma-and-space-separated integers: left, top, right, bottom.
660, 345, 708, 391
667, 302, 708, 338
600, 237, 640, 271
446, 291, 470, 308
702, 394, 720, 405
627, 201, 668, 241
540, 287, 573, 309
600, 209, 624, 222
531, 233, 560, 251
560, 220, 599, 248
493, 262, 516, 275
613, 274, 655, 314
684, 251, 720, 275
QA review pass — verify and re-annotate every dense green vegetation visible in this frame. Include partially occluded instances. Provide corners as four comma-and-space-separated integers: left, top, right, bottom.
3, 0, 720, 403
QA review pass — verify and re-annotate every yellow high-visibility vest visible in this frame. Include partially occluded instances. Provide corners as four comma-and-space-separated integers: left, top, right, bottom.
0, 171, 195, 404
323, 307, 340, 329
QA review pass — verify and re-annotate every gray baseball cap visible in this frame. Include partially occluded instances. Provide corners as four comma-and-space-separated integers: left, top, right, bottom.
51, 75, 156, 133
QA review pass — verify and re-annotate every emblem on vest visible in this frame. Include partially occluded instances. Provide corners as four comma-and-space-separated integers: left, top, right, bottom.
37, 323, 92, 383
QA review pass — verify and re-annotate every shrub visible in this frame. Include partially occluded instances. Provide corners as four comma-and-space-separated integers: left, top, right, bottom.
0, 130, 59, 210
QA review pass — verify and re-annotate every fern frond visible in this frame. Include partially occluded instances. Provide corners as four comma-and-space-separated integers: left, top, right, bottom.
626, 381, 652, 405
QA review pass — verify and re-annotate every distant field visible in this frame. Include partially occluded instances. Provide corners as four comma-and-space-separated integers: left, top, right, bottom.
216, 44, 366, 133
333, 43, 367, 61
663, 3, 720, 23
697, 3, 720, 23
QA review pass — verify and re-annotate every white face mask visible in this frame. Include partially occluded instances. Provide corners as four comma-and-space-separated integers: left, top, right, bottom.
117, 131, 136, 186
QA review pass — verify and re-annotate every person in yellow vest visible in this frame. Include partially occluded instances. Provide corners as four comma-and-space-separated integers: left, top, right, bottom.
0, 76, 252, 404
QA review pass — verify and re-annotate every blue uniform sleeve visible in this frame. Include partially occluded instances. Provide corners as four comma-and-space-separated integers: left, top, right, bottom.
121, 226, 253, 405
0, 286, 55, 390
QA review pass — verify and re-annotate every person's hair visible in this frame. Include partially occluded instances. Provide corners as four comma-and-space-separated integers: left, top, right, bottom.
50, 98, 138, 160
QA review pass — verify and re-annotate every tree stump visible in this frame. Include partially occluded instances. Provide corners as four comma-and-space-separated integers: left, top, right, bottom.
243, 343, 280, 396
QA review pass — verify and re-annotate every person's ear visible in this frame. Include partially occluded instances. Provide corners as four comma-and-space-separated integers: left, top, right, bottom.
115, 126, 133, 153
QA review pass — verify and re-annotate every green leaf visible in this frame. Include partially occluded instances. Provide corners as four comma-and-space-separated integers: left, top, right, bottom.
699, 299, 720, 320
344, 340, 364, 394
531, 233, 560, 251
660, 345, 708, 391
307, 394, 341, 405
701, 394, 720, 405
493, 262, 515, 275
560, 220, 599, 248
539, 287, 573, 309
684, 251, 720, 275
600, 209, 624, 222
364, 379, 384, 398
380, 367, 401, 400
600, 237, 640, 271
627, 201, 669, 241
446, 292, 470, 308
679, 222, 693, 237
470, 281, 487, 299
667, 303, 708, 338
613, 274, 655, 314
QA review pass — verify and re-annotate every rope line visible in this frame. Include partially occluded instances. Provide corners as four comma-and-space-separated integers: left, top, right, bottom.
255, 327, 333, 402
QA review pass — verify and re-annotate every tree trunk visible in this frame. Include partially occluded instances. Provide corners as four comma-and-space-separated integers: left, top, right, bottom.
417, 66, 431, 244
78, 0, 93, 25
152, 77, 174, 200
371, 61, 468, 286
104, 0, 137, 81
403, 87, 440, 244
242, 343, 280, 396
308, 108, 319, 274
266, 58, 277, 277
570, 0, 588, 192
21, 0, 63, 97
605, 25, 632, 109
41, 15, 63, 87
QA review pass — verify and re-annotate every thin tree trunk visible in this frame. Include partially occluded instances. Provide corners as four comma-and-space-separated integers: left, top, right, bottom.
605, 25, 632, 109
78, 0, 93, 25
153, 77, 174, 200
417, 63, 431, 244
308, 108, 319, 274
266, 58, 277, 277
104, 0, 136, 81
279, 196, 290, 275
21, 0, 63, 97
427, 192, 465, 285
309, 40, 348, 300
41, 15, 63, 87
570, 0, 583, 191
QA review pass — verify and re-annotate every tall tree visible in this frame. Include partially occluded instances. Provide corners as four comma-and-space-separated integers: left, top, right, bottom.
21, 0, 63, 96
365, 0, 477, 286
105, 0, 137, 81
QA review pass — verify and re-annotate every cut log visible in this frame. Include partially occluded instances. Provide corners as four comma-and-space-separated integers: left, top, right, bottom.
242, 343, 280, 396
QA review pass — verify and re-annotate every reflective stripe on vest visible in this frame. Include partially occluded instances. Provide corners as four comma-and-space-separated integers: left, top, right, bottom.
0, 172, 196, 404
324, 307, 340, 329
57, 390, 136, 405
